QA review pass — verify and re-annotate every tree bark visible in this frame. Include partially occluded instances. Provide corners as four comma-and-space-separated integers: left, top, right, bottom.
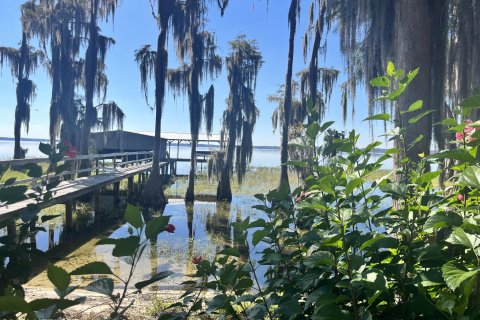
140, 15, 168, 210
216, 115, 235, 202
14, 33, 28, 160
80, 0, 99, 176
185, 33, 202, 203
395, 0, 432, 163
280, 0, 298, 191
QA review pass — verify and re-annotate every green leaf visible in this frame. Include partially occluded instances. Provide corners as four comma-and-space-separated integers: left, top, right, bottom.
386, 61, 395, 76
55, 163, 70, 175
206, 294, 228, 314
345, 178, 363, 196
319, 121, 335, 132
96, 238, 119, 246
276, 296, 302, 317
85, 278, 114, 296
304, 251, 335, 268
218, 247, 241, 257
409, 134, 424, 149
415, 170, 440, 186
124, 204, 143, 229
252, 230, 269, 246
0, 296, 32, 313
408, 110, 435, 124
306, 122, 321, 140
446, 228, 480, 252
39, 142, 53, 156
70, 262, 114, 275
0, 185, 27, 204
49, 152, 64, 164
3, 177, 16, 186
47, 264, 71, 292
423, 212, 463, 232
360, 235, 385, 250
363, 113, 390, 122
234, 277, 253, 292
460, 95, 480, 109
400, 67, 419, 85
442, 262, 479, 291
458, 166, 480, 188
145, 216, 170, 239
352, 269, 388, 292
111, 236, 140, 257
401, 100, 423, 114
29, 298, 59, 311
379, 181, 405, 200
436, 118, 458, 127
370, 76, 390, 87
427, 150, 476, 163
23, 163, 43, 178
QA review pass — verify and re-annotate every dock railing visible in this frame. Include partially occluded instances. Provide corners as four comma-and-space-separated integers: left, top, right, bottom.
0, 151, 154, 188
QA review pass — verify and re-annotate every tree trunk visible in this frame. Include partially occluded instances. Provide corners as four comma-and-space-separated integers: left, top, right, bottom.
80, 0, 99, 176
395, 0, 432, 163
280, 0, 298, 191
216, 166, 232, 202
140, 22, 168, 210
13, 108, 22, 159
185, 34, 202, 203
216, 120, 235, 202
14, 33, 27, 160
185, 138, 197, 202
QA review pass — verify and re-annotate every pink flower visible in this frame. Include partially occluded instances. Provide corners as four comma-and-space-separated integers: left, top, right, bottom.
62, 140, 77, 158
456, 119, 477, 143
455, 132, 465, 141
65, 145, 78, 158
192, 256, 203, 265
457, 194, 464, 202
165, 224, 175, 233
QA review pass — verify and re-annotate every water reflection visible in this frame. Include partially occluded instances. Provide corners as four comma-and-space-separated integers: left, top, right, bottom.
25, 196, 263, 291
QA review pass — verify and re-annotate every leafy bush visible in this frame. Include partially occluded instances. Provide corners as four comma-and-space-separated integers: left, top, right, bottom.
163, 64, 480, 319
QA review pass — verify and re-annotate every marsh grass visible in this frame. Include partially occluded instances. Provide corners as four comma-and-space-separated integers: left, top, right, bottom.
166, 167, 300, 197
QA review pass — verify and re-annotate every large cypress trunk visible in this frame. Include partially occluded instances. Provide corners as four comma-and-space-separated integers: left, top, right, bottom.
13, 107, 23, 160
216, 122, 235, 202
14, 33, 28, 160
394, 0, 432, 163
140, 19, 168, 210
185, 34, 202, 203
80, 0, 99, 176
280, 0, 298, 191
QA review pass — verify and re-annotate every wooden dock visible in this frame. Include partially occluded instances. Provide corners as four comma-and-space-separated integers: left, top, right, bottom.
0, 151, 168, 227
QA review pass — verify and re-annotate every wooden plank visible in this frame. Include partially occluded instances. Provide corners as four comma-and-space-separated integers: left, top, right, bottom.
0, 162, 168, 223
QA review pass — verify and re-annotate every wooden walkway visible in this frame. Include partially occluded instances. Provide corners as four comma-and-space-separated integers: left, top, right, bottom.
0, 151, 167, 224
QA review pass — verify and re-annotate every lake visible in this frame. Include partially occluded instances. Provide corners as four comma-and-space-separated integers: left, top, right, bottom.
0, 139, 282, 170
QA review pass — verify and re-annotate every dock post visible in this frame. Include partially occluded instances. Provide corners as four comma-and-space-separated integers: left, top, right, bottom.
113, 182, 120, 205
93, 190, 101, 221
65, 201, 74, 231
127, 177, 134, 201
7, 221, 16, 238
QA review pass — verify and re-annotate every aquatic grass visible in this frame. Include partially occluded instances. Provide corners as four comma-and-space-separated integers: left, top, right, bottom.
166, 167, 300, 197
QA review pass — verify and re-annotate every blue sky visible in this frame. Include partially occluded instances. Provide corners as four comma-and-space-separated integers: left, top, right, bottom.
0, 0, 374, 146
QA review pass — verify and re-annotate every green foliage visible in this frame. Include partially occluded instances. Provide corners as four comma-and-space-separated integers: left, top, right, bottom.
162, 65, 480, 319
0, 143, 173, 319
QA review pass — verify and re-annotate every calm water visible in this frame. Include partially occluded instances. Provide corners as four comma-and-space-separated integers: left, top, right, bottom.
0, 139, 281, 170
25, 196, 268, 290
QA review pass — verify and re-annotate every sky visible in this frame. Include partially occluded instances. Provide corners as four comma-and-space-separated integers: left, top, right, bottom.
0, 0, 375, 146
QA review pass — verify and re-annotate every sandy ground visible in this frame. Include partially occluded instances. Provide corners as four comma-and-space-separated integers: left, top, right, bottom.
24, 287, 186, 319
